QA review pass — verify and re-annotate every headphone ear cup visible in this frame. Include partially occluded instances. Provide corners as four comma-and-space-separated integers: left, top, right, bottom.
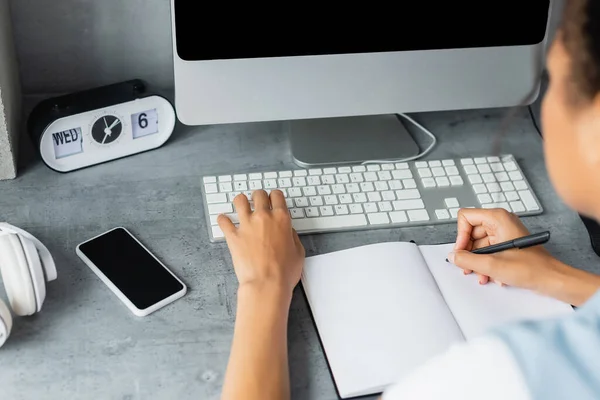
0, 299, 12, 348
0, 234, 37, 316
19, 236, 46, 312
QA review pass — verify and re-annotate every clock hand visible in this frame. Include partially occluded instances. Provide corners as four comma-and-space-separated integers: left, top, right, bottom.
102, 130, 111, 144
107, 118, 121, 130
104, 117, 109, 129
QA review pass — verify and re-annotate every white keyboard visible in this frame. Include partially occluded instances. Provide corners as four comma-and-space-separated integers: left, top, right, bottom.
201, 154, 543, 242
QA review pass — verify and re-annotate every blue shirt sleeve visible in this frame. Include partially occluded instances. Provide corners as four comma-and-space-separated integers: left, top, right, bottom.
491, 290, 600, 400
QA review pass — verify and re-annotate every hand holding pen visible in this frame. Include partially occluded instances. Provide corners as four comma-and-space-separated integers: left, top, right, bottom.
446, 208, 560, 289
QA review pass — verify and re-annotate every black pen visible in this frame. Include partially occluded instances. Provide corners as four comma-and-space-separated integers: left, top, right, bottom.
446, 231, 550, 261
473, 231, 550, 254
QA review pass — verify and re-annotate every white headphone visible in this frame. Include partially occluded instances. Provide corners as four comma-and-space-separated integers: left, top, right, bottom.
0, 223, 57, 348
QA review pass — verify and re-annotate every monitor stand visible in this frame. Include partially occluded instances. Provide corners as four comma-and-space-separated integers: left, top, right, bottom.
289, 114, 420, 168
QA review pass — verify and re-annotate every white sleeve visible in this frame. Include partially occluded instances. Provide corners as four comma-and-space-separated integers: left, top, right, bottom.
382, 335, 531, 400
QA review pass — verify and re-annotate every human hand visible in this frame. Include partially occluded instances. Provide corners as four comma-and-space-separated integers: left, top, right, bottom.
447, 208, 561, 291
217, 189, 305, 295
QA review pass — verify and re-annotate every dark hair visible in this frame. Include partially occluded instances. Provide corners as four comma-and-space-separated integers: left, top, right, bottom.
561, 0, 600, 102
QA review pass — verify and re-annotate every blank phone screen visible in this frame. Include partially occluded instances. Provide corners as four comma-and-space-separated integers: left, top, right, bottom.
78, 228, 184, 310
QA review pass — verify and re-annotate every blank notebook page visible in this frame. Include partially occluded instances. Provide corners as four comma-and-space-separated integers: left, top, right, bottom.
302, 242, 463, 398
420, 243, 574, 340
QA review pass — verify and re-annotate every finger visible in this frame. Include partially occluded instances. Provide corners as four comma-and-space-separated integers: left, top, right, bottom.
472, 237, 492, 250
447, 249, 495, 277
233, 194, 252, 220
217, 214, 237, 238
252, 190, 271, 211
270, 190, 287, 210
477, 273, 490, 285
471, 225, 489, 241
454, 208, 495, 250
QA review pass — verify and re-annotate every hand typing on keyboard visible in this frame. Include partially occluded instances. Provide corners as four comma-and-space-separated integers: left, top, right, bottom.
217, 189, 305, 295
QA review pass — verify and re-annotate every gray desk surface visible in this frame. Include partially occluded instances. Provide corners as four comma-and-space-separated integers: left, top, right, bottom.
1, 106, 598, 400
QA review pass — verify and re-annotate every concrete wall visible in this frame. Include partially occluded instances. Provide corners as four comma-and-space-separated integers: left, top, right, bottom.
9, 0, 174, 95
0, 0, 21, 179
8, 0, 565, 97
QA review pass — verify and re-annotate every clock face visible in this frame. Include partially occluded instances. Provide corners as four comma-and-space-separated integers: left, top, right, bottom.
91, 115, 123, 144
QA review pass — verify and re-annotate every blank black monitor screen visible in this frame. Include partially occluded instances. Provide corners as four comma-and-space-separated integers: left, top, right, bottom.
174, 1, 550, 61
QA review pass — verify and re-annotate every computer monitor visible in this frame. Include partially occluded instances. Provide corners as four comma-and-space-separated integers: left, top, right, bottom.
170, 1, 551, 167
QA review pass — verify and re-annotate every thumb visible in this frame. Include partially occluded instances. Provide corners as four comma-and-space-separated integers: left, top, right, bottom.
447, 250, 495, 276
217, 214, 236, 239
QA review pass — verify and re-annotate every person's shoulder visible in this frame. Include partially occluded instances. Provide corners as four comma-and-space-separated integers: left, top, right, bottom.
382, 334, 531, 400
492, 290, 600, 400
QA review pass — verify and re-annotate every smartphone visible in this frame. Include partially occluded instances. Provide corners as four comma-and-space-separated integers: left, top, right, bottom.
76, 227, 187, 317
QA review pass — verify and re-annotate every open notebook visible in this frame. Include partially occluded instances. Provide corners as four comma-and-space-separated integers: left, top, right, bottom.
301, 242, 574, 399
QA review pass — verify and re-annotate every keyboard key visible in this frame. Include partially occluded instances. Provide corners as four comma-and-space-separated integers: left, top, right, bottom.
349, 204, 363, 214
464, 165, 478, 174
435, 209, 450, 220
392, 170, 412, 179
393, 199, 425, 210
442, 159, 455, 166
208, 203, 233, 214
403, 179, 417, 189
408, 209, 429, 221
389, 211, 408, 223
445, 166, 459, 175
468, 174, 483, 184
445, 198, 459, 208
320, 206, 334, 216
290, 208, 305, 218
436, 177, 450, 187
518, 190, 539, 210
211, 225, 225, 239
368, 212, 390, 225
422, 178, 436, 188
306, 207, 319, 217
509, 171, 523, 181
473, 184, 487, 194
510, 201, 525, 213
500, 182, 515, 192
450, 176, 463, 186
205, 183, 218, 193
203, 176, 217, 183
432, 167, 446, 177
396, 189, 421, 200
206, 193, 227, 204
505, 191, 519, 201
291, 214, 369, 231
514, 181, 527, 190
477, 164, 491, 173
478, 194, 492, 204
418, 168, 432, 178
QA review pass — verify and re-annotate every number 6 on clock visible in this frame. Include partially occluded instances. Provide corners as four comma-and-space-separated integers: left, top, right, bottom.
132, 109, 159, 139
